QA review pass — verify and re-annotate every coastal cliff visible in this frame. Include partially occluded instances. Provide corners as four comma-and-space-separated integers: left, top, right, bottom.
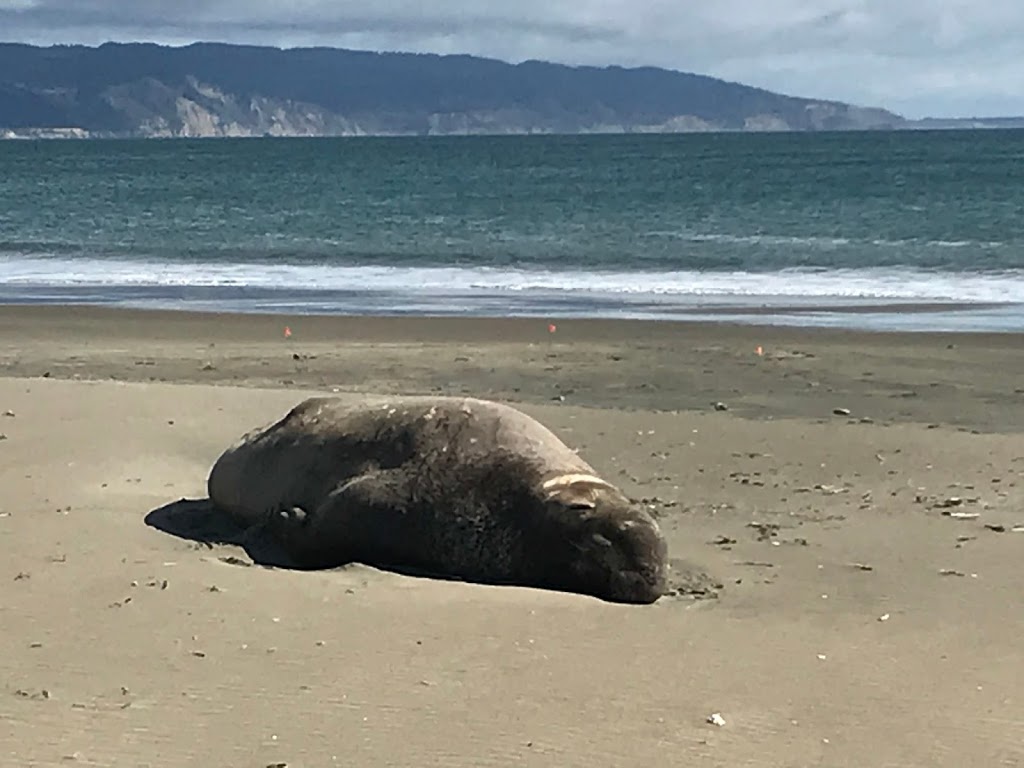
0, 41, 906, 138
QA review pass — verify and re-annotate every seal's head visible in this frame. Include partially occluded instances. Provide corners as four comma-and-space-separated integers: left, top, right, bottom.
539, 473, 669, 604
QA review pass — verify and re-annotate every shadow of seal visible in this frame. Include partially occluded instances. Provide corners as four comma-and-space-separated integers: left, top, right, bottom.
205, 395, 670, 604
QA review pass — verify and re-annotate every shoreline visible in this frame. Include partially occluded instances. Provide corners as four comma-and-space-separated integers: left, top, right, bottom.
1, 300, 1022, 335
3, 297, 1015, 314
3, 301, 1023, 340
5, 256, 1022, 334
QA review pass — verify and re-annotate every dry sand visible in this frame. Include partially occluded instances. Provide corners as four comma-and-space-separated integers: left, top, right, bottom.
0, 305, 1022, 767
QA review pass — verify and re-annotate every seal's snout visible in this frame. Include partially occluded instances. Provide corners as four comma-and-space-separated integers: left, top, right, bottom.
608, 568, 667, 605
605, 536, 669, 604
585, 511, 669, 605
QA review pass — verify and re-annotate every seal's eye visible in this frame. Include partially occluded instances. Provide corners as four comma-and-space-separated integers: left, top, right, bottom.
567, 501, 596, 510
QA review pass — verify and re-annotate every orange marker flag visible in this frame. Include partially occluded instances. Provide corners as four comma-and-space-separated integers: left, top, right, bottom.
548, 323, 557, 334
284, 326, 292, 338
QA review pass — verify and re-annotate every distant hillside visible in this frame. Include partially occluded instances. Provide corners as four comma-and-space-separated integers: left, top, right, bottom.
0, 41, 906, 138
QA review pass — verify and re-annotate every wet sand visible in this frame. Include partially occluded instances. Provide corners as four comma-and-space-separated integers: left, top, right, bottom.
0, 306, 1022, 766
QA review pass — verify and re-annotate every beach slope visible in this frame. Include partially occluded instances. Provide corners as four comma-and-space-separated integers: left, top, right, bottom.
0, 308, 1021, 767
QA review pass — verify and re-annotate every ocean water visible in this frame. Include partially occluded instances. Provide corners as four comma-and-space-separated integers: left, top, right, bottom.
2, 130, 1023, 331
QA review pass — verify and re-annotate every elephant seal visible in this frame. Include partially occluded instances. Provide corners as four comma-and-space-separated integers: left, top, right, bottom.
207, 395, 669, 604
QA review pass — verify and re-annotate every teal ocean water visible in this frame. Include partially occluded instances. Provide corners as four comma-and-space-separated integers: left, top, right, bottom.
1, 130, 1023, 331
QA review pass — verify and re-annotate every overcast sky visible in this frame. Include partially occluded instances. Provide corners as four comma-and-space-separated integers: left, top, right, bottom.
1, 0, 1021, 119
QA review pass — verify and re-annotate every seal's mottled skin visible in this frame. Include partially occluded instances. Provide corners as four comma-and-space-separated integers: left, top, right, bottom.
207, 396, 668, 604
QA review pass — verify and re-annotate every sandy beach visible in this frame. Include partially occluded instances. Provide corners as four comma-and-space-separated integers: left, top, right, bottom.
1, 305, 1022, 767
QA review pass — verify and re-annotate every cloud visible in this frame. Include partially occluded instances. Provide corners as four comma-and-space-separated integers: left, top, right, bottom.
1, 0, 1022, 118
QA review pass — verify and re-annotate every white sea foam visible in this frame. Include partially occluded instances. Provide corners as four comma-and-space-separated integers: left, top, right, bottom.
2, 255, 1023, 305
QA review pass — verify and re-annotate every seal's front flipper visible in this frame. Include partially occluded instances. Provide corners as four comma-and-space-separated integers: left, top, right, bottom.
279, 506, 308, 524
265, 502, 339, 569
269, 471, 416, 571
